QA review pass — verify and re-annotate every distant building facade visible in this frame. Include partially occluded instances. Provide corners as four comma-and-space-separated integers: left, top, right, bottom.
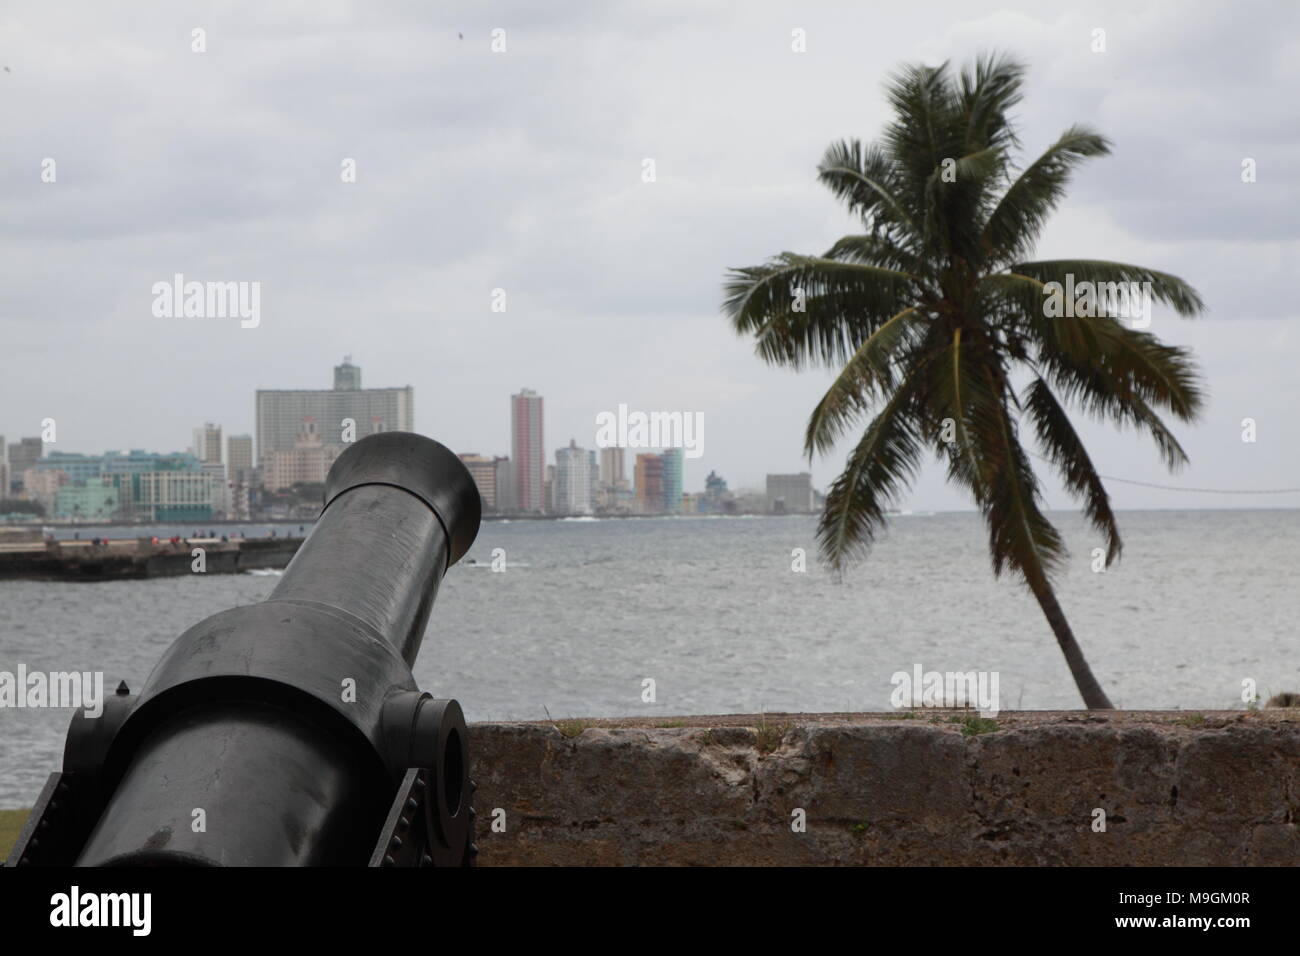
661, 448, 683, 514
263, 419, 340, 491
698, 470, 734, 513
256, 359, 413, 465
227, 435, 254, 479
7, 437, 43, 494
54, 479, 122, 521
494, 457, 516, 512
192, 423, 223, 465
458, 454, 501, 511
766, 472, 814, 513
554, 439, 596, 516
634, 453, 663, 514
23, 469, 67, 514
511, 389, 545, 513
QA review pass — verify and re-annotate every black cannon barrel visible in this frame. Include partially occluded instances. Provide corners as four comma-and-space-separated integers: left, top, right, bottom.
59, 433, 482, 867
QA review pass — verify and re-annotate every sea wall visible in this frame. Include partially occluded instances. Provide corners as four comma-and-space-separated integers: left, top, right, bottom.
469, 711, 1300, 866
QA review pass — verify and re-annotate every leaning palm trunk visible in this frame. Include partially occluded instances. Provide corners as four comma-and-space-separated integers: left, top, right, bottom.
1023, 566, 1114, 709
724, 53, 1204, 709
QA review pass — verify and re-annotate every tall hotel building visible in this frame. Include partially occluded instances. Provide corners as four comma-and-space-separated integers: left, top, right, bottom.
255, 358, 413, 465
661, 448, 683, 514
511, 388, 545, 513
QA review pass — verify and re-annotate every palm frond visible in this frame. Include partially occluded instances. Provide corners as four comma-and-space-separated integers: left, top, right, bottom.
980, 127, 1110, 265
978, 389, 1066, 581
1012, 258, 1204, 317
958, 52, 1025, 154
817, 139, 918, 240
817, 363, 929, 572
1023, 377, 1122, 565
722, 253, 918, 369
804, 305, 926, 457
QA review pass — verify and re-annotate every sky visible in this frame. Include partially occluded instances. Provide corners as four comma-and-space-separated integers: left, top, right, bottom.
1, 0, 1297, 510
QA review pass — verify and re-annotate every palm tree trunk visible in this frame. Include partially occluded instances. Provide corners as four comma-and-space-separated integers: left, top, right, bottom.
1023, 568, 1114, 709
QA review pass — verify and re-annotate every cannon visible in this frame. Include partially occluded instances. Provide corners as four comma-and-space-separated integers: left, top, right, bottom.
6, 432, 481, 867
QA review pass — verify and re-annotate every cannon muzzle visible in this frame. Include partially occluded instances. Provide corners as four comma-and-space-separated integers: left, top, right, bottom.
7, 432, 482, 867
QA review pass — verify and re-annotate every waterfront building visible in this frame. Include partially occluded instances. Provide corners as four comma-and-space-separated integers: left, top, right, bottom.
31, 452, 104, 484
766, 472, 815, 513
634, 453, 663, 514
227, 435, 254, 480
192, 423, 223, 465
599, 447, 625, 487
554, 439, 596, 516
458, 453, 500, 510
256, 359, 413, 465
22, 469, 67, 514
54, 479, 123, 521
494, 457, 515, 512
661, 448, 683, 514
262, 419, 340, 491
103, 450, 194, 474
700, 470, 733, 514
7, 437, 42, 493
510, 389, 545, 513
131, 470, 217, 522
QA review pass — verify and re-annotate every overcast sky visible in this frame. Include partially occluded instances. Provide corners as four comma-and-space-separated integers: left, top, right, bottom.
2, 0, 1296, 510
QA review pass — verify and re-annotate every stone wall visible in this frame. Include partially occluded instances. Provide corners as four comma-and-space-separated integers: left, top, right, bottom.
469, 711, 1300, 865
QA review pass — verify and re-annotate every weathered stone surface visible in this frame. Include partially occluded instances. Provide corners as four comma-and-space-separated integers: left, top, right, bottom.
469, 711, 1300, 865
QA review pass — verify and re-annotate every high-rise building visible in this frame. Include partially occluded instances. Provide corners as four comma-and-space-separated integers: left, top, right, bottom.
227, 435, 254, 479
192, 423, 223, 465
554, 439, 595, 515
766, 473, 814, 513
634, 453, 663, 514
7, 437, 43, 494
494, 457, 515, 512
334, 356, 362, 390
661, 448, 683, 514
458, 454, 499, 510
599, 447, 625, 487
256, 359, 413, 465
510, 389, 545, 513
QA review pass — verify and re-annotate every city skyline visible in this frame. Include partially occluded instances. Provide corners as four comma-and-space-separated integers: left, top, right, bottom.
2, 365, 819, 520
3, 2, 1296, 512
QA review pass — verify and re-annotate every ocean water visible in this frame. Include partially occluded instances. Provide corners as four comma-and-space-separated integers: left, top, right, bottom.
1, 509, 1297, 807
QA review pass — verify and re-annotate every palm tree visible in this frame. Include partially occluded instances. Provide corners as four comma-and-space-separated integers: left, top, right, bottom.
722, 54, 1204, 709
